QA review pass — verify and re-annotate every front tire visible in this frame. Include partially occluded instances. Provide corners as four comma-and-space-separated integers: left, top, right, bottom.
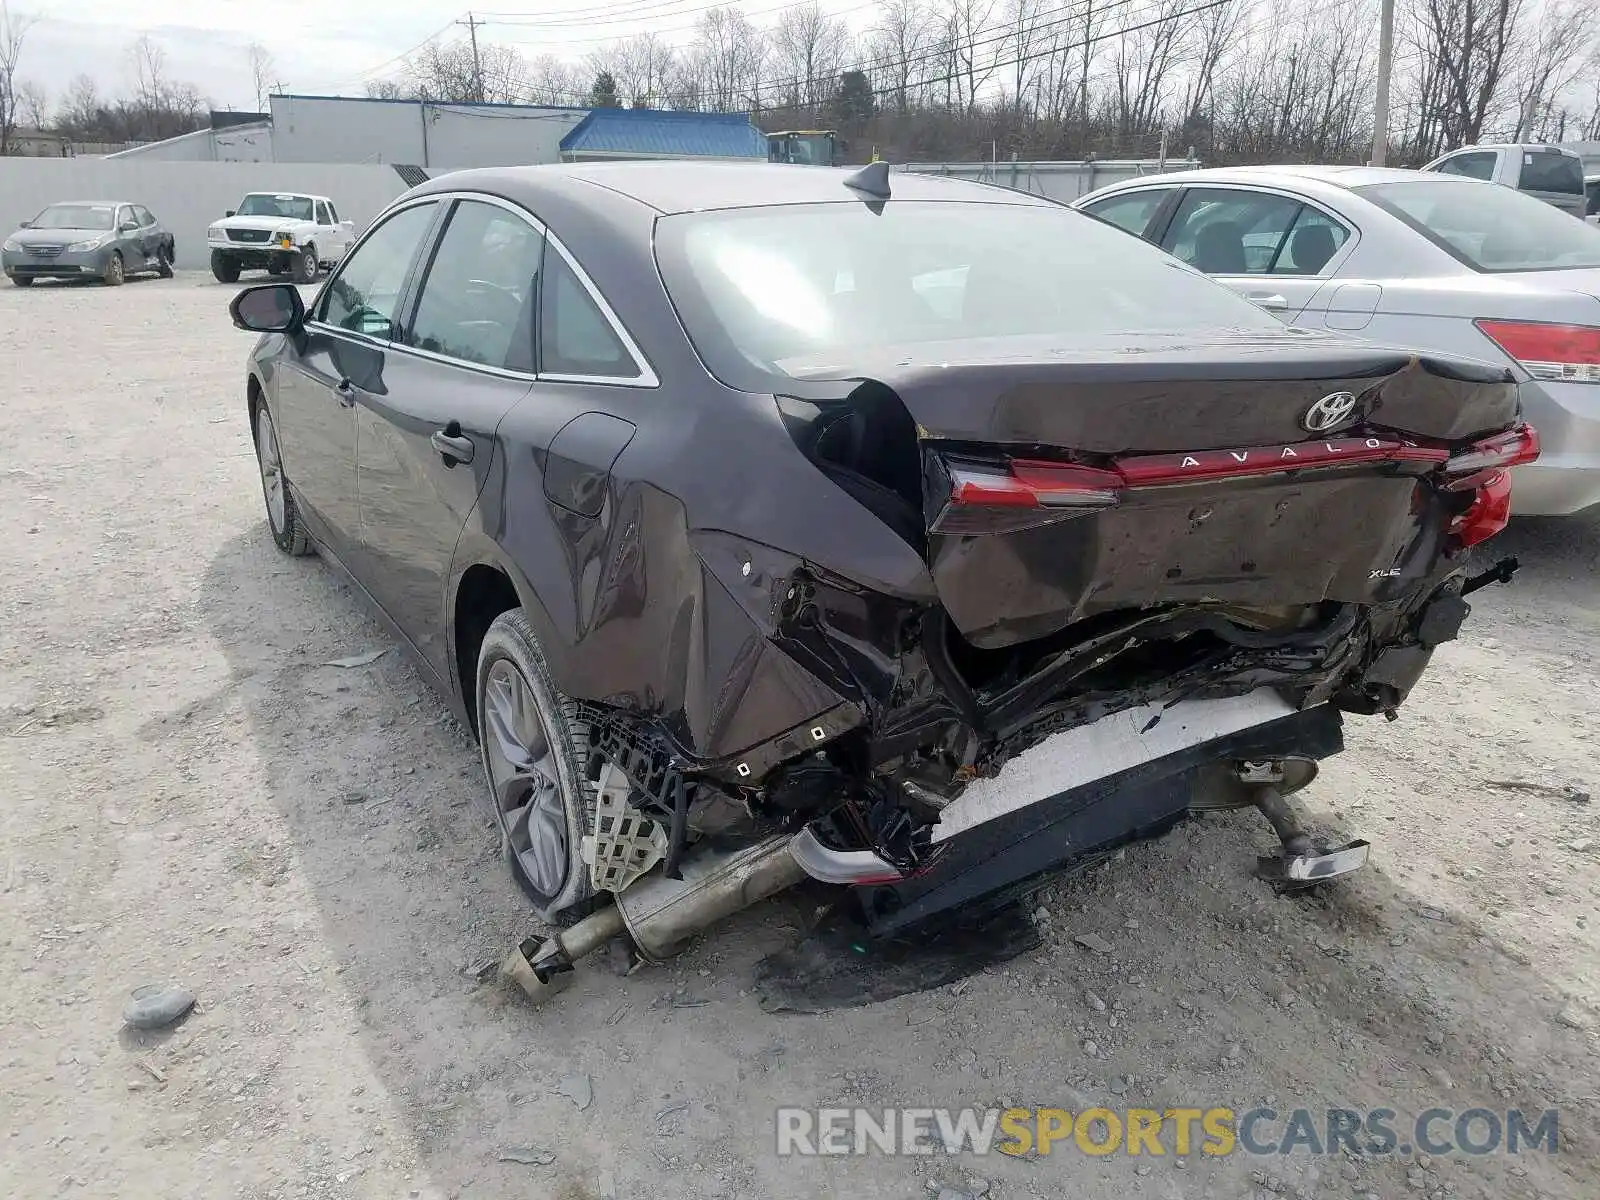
252, 402, 312, 556
211, 250, 240, 283
102, 252, 124, 287
476, 610, 599, 926
11, 275, 33, 288
290, 244, 318, 284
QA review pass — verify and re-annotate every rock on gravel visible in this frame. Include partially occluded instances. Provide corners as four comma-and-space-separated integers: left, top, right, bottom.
121, 984, 195, 1030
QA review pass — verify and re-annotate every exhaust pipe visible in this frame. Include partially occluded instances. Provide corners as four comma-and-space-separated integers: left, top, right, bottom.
501, 834, 806, 1005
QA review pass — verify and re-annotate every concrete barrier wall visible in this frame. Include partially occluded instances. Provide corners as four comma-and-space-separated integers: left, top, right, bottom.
899, 159, 1202, 203
0, 159, 420, 270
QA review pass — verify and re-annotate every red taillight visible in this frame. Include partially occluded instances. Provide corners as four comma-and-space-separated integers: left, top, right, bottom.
1475, 320, 1600, 383
949, 461, 1123, 508
1451, 469, 1514, 547
1442, 422, 1541, 486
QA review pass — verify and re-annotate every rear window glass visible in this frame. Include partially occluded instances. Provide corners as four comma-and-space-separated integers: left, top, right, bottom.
654, 200, 1282, 390
1519, 151, 1583, 195
1355, 180, 1600, 272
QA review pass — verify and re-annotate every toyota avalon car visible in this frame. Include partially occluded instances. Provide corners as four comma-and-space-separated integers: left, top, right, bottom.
227, 162, 1532, 958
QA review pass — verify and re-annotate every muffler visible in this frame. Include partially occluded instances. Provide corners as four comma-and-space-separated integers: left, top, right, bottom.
501, 834, 806, 1005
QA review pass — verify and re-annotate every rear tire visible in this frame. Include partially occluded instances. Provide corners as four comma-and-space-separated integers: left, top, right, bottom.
211, 250, 240, 284
290, 244, 317, 284
475, 609, 600, 926
102, 252, 125, 287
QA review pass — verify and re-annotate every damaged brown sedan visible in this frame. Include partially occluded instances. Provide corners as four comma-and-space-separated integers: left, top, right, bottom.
231, 161, 1535, 1002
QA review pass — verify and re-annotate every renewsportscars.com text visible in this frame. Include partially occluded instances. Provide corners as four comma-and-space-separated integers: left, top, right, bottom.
774, 1106, 1559, 1158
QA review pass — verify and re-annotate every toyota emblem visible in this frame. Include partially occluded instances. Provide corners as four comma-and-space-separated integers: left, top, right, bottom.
1302, 391, 1359, 433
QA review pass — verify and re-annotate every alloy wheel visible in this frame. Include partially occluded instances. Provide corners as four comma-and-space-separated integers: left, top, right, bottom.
482, 658, 569, 898
255, 409, 286, 534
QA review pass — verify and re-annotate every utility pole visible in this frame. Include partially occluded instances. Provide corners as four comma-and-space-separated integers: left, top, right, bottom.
1369, 0, 1395, 166
458, 12, 485, 103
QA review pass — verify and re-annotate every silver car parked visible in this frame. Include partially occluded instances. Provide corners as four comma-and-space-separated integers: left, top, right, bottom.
1073, 166, 1600, 516
2, 200, 175, 288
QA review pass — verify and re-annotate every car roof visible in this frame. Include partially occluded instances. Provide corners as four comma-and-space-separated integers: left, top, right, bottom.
416, 161, 1056, 216
1088, 163, 1493, 195
1450, 142, 1579, 154
44, 199, 136, 206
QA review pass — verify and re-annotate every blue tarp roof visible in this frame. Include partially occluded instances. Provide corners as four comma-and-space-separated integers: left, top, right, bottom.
560, 108, 767, 159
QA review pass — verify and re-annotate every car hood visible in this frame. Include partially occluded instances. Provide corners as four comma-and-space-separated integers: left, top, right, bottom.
220, 215, 309, 231
10, 228, 109, 245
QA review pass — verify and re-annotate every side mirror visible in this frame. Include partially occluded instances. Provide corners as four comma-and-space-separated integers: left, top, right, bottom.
341, 220, 354, 229
18, 220, 31, 229
230, 283, 305, 334
225, 210, 236, 218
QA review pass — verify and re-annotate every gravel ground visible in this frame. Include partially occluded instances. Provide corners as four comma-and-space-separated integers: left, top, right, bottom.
2, 273, 1597, 1200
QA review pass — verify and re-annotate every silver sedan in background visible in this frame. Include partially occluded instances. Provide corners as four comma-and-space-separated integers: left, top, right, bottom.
1074, 166, 1600, 516
2, 200, 175, 288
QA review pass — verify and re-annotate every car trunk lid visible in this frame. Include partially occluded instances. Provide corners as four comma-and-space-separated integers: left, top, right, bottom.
781, 332, 1524, 648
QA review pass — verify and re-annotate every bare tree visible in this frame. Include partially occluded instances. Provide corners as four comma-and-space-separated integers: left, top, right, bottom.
589, 32, 675, 107
0, 0, 37, 154
1406, 0, 1526, 157
404, 38, 530, 104
1509, 0, 1597, 139
526, 54, 585, 105
692, 7, 767, 113
129, 34, 168, 121
870, 0, 934, 112
246, 42, 275, 113
16, 76, 44, 128
942, 0, 1000, 114
770, 1, 848, 117
1108, 0, 1192, 142
1001, 0, 1049, 112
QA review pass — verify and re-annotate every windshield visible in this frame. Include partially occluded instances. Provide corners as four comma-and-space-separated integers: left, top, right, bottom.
1356, 180, 1600, 272
237, 193, 315, 221
32, 203, 116, 231
655, 200, 1284, 388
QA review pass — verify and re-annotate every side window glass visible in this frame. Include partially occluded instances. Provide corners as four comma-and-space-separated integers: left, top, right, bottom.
315, 202, 438, 339
1083, 190, 1169, 237
540, 246, 640, 379
327, 202, 341, 224
1272, 208, 1350, 275
407, 200, 545, 371
1434, 152, 1495, 181
134, 206, 155, 226
1161, 188, 1301, 275
118, 206, 135, 230
315, 202, 332, 225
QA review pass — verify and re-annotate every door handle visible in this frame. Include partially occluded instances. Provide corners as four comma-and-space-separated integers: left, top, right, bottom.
1248, 292, 1289, 309
431, 423, 475, 467
333, 379, 357, 407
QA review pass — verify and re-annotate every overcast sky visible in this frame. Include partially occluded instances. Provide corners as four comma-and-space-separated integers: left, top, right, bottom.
17, 1, 870, 115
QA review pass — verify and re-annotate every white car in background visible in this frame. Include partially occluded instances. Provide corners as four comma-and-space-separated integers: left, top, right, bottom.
207, 192, 354, 284
1073, 166, 1600, 516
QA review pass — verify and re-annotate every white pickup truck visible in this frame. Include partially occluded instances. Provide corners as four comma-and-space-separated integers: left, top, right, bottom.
1420, 143, 1589, 221
207, 192, 354, 284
